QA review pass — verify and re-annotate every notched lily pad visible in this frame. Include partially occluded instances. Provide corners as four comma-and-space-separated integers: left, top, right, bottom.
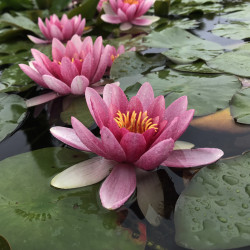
144, 27, 223, 64
0, 147, 142, 250
0, 93, 27, 142
175, 152, 250, 250
230, 88, 250, 125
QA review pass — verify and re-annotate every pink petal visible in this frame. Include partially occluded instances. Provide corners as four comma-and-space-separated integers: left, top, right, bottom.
60, 57, 79, 84
147, 95, 165, 119
136, 82, 154, 111
51, 157, 116, 189
120, 22, 133, 31
100, 127, 126, 162
93, 37, 103, 73
136, 0, 155, 17
127, 96, 143, 114
50, 126, 90, 151
31, 49, 52, 70
71, 117, 107, 157
91, 45, 111, 83
103, 2, 116, 15
100, 163, 136, 209
62, 19, 73, 40
103, 83, 128, 115
132, 16, 159, 26
85, 87, 110, 128
26, 92, 59, 107
27, 35, 50, 44
172, 109, 195, 140
19, 64, 47, 88
161, 148, 224, 168
126, 4, 137, 20
117, 8, 128, 22
52, 38, 66, 61
101, 14, 121, 24
38, 17, 50, 39
42, 75, 71, 95
49, 24, 64, 40
164, 96, 188, 122
75, 18, 86, 35
70, 75, 89, 95
135, 138, 175, 170
120, 132, 146, 162
32, 61, 52, 76
81, 53, 93, 79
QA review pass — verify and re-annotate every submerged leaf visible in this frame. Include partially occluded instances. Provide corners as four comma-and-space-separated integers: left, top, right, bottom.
175, 152, 250, 250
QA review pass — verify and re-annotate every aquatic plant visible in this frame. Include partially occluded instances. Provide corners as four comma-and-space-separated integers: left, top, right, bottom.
28, 14, 86, 44
50, 82, 223, 209
101, 0, 160, 30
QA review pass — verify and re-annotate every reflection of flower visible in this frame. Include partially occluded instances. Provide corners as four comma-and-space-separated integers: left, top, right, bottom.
101, 0, 160, 30
28, 14, 86, 44
19, 35, 113, 96
50, 82, 223, 209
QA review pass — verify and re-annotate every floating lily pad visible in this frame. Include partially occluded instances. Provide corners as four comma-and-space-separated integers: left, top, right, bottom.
175, 152, 250, 249
125, 69, 241, 116
222, 4, 250, 20
0, 41, 32, 55
0, 93, 27, 142
0, 50, 31, 65
0, 64, 35, 92
170, 61, 220, 74
230, 88, 250, 125
110, 51, 166, 79
144, 27, 223, 64
207, 44, 250, 78
212, 21, 250, 40
170, 3, 223, 16
0, 147, 142, 250
60, 95, 94, 127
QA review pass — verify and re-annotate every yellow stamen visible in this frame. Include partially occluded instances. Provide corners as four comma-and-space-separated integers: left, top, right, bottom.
114, 110, 158, 133
123, 0, 139, 4
111, 54, 120, 62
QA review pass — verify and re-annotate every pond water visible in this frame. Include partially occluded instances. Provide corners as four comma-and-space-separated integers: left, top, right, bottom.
1, 0, 250, 249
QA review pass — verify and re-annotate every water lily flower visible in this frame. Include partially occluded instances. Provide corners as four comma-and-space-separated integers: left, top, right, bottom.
19, 35, 116, 106
50, 82, 223, 210
28, 14, 86, 44
101, 0, 160, 31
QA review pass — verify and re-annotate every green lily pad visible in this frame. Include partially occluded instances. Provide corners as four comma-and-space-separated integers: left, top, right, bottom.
222, 4, 250, 20
207, 44, 250, 78
175, 152, 250, 250
170, 2, 223, 16
0, 13, 41, 35
230, 88, 250, 125
125, 69, 241, 116
0, 50, 32, 65
144, 27, 223, 64
110, 51, 166, 79
0, 147, 142, 250
0, 64, 35, 93
0, 93, 27, 142
60, 95, 94, 127
212, 21, 250, 40
170, 61, 221, 74
0, 27, 24, 43
0, 41, 32, 55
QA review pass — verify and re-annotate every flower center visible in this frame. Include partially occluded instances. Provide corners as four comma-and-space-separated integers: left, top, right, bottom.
111, 54, 119, 62
123, 0, 139, 4
114, 110, 158, 133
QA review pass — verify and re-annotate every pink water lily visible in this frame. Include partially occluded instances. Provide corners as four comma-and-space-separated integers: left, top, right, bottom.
19, 35, 117, 106
28, 14, 86, 44
50, 82, 223, 210
101, 0, 160, 31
